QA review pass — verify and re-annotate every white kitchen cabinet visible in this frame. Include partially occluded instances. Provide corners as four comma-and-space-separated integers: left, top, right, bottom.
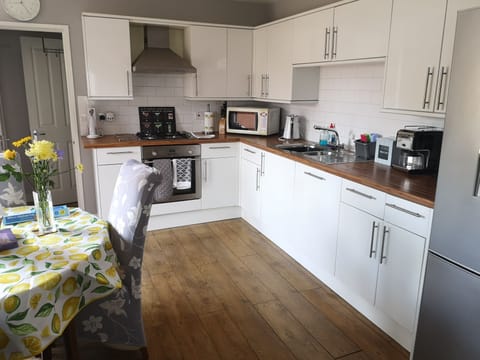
292, 0, 391, 64
289, 163, 342, 280
93, 147, 141, 218
82, 16, 133, 99
253, 22, 319, 102
227, 29, 253, 98
185, 26, 253, 99
260, 151, 295, 250
201, 143, 239, 209
384, 0, 480, 114
336, 181, 431, 348
239, 144, 263, 229
383, 0, 447, 113
333, 0, 391, 62
184, 26, 227, 98
375, 223, 425, 333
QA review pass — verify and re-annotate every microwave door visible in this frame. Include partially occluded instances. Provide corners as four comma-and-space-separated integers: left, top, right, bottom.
229, 112, 257, 130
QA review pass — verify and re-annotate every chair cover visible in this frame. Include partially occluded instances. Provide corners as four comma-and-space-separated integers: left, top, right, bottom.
0, 155, 26, 207
76, 159, 162, 352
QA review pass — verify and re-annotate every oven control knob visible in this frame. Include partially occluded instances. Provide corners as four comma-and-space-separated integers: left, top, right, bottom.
152, 151, 158, 156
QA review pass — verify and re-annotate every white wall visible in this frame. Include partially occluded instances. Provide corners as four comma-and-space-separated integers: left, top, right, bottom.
277, 62, 444, 150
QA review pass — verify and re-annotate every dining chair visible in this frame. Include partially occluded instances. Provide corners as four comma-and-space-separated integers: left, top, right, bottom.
0, 154, 26, 207
75, 159, 163, 359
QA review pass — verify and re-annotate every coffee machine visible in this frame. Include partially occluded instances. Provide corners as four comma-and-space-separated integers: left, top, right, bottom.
391, 127, 443, 173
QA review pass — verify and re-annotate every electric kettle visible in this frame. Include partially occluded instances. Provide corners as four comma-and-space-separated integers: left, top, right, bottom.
282, 114, 300, 140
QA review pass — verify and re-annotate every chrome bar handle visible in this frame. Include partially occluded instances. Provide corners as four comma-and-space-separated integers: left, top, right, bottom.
369, 221, 379, 258
244, 148, 256, 154
304, 171, 325, 181
331, 26, 338, 59
256, 168, 260, 191
247, 74, 252, 97
380, 226, 389, 264
126, 70, 131, 96
436, 66, 448, 111
324, 27, 330, 60
106, 151, 134, 155
265, 74, 270, 97
423, 67, 434, 109
195, 73, 199, 97
474, 149, 480, 197
260, 74, 265, 97
204, 160, 208, 183
209, 146, 231, 150
260, 152, 265, 176
385, 203, 425, 218
346, 187, 376, 200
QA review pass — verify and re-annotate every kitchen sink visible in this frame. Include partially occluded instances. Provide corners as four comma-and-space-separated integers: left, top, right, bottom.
276, 142, 360, 164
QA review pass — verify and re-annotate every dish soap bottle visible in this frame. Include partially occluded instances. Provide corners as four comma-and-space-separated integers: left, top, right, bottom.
319, 128, 328, 146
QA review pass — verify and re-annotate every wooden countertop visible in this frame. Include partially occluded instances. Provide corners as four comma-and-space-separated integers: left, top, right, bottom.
83, 134, 436, 208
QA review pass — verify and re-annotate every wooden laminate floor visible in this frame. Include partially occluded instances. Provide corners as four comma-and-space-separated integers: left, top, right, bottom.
139, 219, 409, 360
51, 219, 408, 359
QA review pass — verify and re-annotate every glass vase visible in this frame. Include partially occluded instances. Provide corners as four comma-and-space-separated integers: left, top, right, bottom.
33, 190, 56, 234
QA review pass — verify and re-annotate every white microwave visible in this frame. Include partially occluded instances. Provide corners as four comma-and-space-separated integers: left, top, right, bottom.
226, 107, 280, 136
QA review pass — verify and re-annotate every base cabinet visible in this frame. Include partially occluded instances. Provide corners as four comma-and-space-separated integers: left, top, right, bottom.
93, 147, 141, 218
201, 143, 239, 209
239, 144, 263, 229
260, 152, 295, 250
289, 163, 341, 279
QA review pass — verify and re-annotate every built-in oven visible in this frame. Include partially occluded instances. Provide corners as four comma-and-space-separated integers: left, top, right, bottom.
142, 144, 201, 203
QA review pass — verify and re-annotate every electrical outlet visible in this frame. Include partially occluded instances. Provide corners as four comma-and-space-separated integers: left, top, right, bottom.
196, 112, 202, 121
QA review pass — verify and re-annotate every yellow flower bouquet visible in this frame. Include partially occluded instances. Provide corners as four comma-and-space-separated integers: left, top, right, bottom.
1, 136, 83, 233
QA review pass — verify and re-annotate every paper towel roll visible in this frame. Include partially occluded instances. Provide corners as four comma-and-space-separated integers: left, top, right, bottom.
204, 112, 214, 134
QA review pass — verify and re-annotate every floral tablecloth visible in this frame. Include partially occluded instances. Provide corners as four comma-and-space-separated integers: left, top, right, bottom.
0, 207, 121, 359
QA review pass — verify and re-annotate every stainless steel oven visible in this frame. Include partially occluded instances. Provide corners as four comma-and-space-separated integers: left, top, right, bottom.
142, 144, 201, 203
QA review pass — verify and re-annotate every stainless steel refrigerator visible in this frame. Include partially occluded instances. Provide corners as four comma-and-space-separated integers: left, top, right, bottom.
413, 7, 480, 359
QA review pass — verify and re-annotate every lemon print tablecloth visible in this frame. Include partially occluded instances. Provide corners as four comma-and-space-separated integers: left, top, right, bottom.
0, 207, 121, 359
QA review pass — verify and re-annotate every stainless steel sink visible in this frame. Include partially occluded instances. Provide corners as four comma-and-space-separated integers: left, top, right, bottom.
275, 142, 360, 164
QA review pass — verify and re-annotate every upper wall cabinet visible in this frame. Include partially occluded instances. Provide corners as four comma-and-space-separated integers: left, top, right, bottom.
82, 16, 133, 99
383, 0, 480, 115
253, 21, 320, 102
184, 26, 253, 99
293, 0, 392, 64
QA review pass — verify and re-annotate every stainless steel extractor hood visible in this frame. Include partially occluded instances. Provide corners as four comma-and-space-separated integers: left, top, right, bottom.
131, 25, 196, 74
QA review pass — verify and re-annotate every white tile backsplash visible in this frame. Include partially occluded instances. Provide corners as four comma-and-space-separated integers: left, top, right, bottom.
84, 62, 444, 145
87, 73, 222, 135
277, 62, 444, 151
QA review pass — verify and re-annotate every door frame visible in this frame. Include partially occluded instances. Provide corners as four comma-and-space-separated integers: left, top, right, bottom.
0, 21, 84, 208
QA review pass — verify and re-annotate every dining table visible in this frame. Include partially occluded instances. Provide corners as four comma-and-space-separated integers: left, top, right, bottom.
0, 206, 122, 359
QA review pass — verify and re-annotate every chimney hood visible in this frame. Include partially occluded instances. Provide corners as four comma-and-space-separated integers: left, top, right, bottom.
131, 25, 196, 74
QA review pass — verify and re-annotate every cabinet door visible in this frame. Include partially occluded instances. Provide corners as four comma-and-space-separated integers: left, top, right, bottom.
260, 152, 295, 250
252, 27, 268, 98
383, 0, 447, 112
292, 9, 333, 64
266, 21, 293, 101
83, 16, 132, 99
227, 29, 253, 98
333, 0, 392, 61
291, 164, 341, 279
97, 164, 122, 218
336, 203, 380, 304
240, 159, 262, 229
186, 26, 227, 98
202, 157, 238, 209
376, 224, 426, 332
435, 0, 480, 113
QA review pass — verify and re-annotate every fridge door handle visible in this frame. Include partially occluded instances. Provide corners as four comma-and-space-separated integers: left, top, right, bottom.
474, 150, 480, 197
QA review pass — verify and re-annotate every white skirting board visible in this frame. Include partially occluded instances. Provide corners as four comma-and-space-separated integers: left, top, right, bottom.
147, 206, 241, 230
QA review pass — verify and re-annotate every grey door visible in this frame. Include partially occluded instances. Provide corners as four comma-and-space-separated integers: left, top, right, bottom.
413, 252, 480, 359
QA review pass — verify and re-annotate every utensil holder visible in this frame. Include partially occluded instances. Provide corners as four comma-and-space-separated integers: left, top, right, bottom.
355, 140, 376, 160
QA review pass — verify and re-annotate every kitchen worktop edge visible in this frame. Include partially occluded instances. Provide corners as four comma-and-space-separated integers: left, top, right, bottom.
82, 134, 436, 208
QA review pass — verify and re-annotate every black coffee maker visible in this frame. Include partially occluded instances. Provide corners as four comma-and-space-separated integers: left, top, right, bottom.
391, 127, 443, 173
